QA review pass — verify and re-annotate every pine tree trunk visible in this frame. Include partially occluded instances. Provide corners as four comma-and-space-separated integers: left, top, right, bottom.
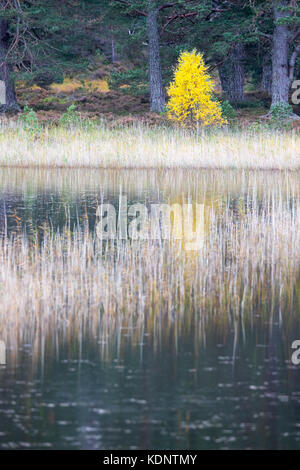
146, 4, 165, 113
111, 36, 116, 63
218, 44, 245, 104
261, 53, 272, 95
271, 1, 291, 105
0, 20, 20, 113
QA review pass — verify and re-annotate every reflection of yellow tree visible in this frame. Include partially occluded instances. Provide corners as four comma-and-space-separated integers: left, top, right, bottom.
166, 196, 219, 252
149, 202, 208, 251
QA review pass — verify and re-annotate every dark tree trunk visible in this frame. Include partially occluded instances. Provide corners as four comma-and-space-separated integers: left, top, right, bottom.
146, 4, 165, 113
111, 36, 116, 63
0, 20, 19, 113
218, 44, 245, 103
271, 0, 291, 105
261, 53, 272, 95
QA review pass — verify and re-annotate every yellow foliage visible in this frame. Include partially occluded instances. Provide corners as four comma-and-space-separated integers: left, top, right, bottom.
50, 78, 109, 93
167, 50, 226, 126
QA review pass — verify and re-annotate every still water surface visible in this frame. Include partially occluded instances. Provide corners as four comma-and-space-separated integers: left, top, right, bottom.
0, 169, 300, 450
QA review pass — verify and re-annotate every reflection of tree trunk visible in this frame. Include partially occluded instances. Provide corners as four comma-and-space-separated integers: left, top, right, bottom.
146, 3, 165, 113
218, 44, 245, 103
0, 20, 20, 113
261, 53, 272, 95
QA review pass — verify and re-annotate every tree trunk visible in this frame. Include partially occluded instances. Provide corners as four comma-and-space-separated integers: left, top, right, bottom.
146, 4, 165, 113
0, 20, 19, 113
271, 1, 291, 105
111, 36, 116, 63
218, 44, 245, 104
261, 53, 272, 95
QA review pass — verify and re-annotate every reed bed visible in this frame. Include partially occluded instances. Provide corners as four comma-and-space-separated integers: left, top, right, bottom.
0, 122, 300, 169
1, 188, 300, 365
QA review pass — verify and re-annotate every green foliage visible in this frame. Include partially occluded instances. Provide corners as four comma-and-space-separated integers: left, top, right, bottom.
235, 99, 266, 109
266, 102, 293, 130
270, 102, 293, 121
19, 106, 42, 136
108, 69, 148, 96
59, 105, 82, 127
248, 119, 292, 133
41, 97, 67, 105
248, 102, 294, 133
220, 100, 237, 121
2, 0, 100, 88
59, 104, 95, 130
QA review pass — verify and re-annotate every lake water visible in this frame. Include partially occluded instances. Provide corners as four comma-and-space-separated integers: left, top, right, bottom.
0, 169, 300, 450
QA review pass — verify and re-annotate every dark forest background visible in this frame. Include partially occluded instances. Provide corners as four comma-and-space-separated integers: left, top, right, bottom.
0, 0, 299, 121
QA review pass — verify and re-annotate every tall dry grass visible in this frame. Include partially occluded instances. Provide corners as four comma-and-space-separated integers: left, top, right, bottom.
0, 121, 299, 169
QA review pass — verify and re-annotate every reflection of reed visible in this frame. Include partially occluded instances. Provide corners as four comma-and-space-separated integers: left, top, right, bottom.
0, 168, 299, 200
1, 188, 300, 369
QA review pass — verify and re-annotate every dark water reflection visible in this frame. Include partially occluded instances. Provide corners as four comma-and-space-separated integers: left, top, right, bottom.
0, 169, 300, 450
1, 329, 300, 450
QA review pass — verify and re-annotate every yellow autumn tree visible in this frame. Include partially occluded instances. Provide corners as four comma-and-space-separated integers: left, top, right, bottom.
167, 50, 226, 126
